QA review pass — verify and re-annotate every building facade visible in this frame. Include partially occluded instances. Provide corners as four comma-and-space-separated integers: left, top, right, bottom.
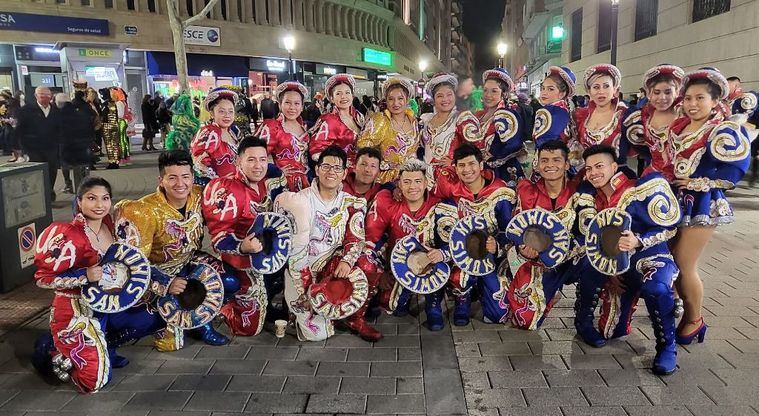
0, 0, 453, 101
561, 0, 759, 96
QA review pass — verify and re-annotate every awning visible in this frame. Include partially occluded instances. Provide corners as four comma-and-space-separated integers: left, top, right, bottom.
146, 51, 250, 77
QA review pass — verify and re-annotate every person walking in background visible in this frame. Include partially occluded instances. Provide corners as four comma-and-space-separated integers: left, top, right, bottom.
57, 91, 96, 192
16, 86, 60, 200
141, 95, 158, 151
156, 98, 172, 148
0, 89, 23, 162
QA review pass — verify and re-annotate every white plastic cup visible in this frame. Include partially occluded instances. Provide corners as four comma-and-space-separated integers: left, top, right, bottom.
274, 320, 287, 338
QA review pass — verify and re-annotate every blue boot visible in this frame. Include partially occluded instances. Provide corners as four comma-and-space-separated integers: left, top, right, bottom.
425, 291, 445, 331
392, 289, 414, 317
32, 332, 55, 376
574, 284, 606, 348
108, 348, 129, 368
453, 293, 471, 326
188, 323, 230, 346
643, 285, 678, 375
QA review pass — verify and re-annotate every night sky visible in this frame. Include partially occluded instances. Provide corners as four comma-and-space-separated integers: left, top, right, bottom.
462, 0, 507, 76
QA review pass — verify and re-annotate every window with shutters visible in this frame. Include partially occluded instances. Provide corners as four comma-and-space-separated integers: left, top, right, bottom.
597, 0, 612, 53
635, 0, 658, 40
693, 0, 730, 22
570, 8, 583, 62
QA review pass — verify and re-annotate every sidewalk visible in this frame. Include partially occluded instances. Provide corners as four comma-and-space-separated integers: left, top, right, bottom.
0, 148, 758, 414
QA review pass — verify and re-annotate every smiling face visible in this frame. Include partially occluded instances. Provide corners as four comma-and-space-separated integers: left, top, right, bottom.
238, 145, 269, 184
482, 79, 505, 109
536, 149, 569, 181
316, 155, 347, 191
386, 86, 409, 115
159, 164, 194, 206
399, 170, 426, 204
280, 90, 303, 121
584, 152, 618, 190
211, 98, 235, 128
331, 83, 353, 111
647, 80, 678, 112
682, 83, 718, 123
354, 154, 380, 186
454, 155, 483, 186
433, 84, 456, 113
539, 76, 567, 105
588, 74, 617, 107
78, 186, 111, 221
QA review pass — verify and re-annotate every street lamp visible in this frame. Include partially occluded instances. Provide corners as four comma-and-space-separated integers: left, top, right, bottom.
283, 34, 296, 81
497, 42, 508, 68
610, 0, 620, 66
418, 59, 428, 80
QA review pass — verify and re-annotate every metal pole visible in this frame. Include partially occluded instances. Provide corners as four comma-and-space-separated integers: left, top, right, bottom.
610, 2, 619, 66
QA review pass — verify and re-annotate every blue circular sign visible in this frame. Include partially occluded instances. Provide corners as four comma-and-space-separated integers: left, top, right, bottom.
390, 235, 450, 294
506, 208, 571, 269
206, 29, 219, 43
449, 215, 496, 276
156, 262, 224, 329
586, 208, 632, 276
20, 229, 34, 251
247, 212, 292, 275
83, 243, 150, 313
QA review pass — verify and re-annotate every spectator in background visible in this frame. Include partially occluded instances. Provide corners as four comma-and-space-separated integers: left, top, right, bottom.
456, 75, 475, 112
156, 99, 172, 146
141, 94, 158, 151
362, 95, 375, 114
727, 76, 742, 101
57, 90, 96, 192
17, 86, 60, 200
0, 89, 23, 162
250, 98, 260, 129
260, 98, 279, 120
353, 96, 368, 116
301, 101, 321, 130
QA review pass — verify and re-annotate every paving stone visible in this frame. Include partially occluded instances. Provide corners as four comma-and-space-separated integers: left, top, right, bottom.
244, 393, 308, 413
424, 368, 467, 414
397, 348, 423, 361
0, 391, 74, 411
509, 355, 567, 371
317, 362, 370, 377
281, 375, 340, 394
687, 405, 759, 416
346, 348, 396, 362
581, 386, 650, 406
488, 370, 547, 388
111, 374, 177, 391
195, 346, 250, 360
560, 407, 627, 416
458, 357, 513, 372
521, 387, 590, 406
528, 341, 584, 355
366, 394, 425, 414
623, 405, 693, 416
247, 346, 299, 361
375, 335, 420, 348
61, 392, 135, 411
210, 360, 267, 375
123, 391, 193, 411
149, 412, 209, 416
235, 331, 279, 345
0, 373, 62, 390
719, 353, 759, 368
225, 375, 285, 393
169, 375, 231, 391
306, 393, 366, 414
563, 354, 623, 369
499, 407, 563, 416
460, 372, 489, 390
478, 342, 532, 356
455, 343, 481, 358
260, 360, 317, 376
371, 361, 422, 377
294, 347, 347, 362
183, 391, 250, 412
339, 376, 395, 394
640, 385, 715, 405
578, 340, 636, 355
325, 334, 374, 348
156, 360, 215, 375
453, 331, 501, 344
499, 328, 551, 342
542, 369, 605, 387
465, 388, 525, 408
596, 368, 666, 387
396, 377, 424, 394
113, 359, 165, 375
658, 368, 726, 387
397, 323, 421, 335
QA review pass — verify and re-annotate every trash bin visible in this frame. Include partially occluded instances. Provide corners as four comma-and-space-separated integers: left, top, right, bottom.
0, 162, 52, 293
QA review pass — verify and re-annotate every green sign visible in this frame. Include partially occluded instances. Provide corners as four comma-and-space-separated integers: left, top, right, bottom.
363, 48, 392, 66
550, 25, 564, 40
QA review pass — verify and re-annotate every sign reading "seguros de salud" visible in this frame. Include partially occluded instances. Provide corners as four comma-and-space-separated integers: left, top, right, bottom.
184, 25, 220, 47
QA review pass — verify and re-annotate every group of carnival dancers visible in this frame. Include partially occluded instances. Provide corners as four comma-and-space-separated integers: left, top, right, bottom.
31, 63, 758, 393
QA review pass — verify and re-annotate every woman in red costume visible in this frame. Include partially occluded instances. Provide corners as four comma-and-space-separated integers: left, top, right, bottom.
256, 81, 310, 191
623, 64, 685, 180
190, 87, 242, 184
31, 177, 117, 393
570, 64, 629, 170
310, 74, 364, 165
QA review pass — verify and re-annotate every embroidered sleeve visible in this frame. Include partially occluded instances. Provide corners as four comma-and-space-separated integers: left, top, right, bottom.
34, 223, 90, 289
201, 179, 244, 256
434, 202, 458, 262
190, 126, 220, 177
114, 199, 155, 258
706, 121, 752, 185
533, 104, 570, 148
364, 191, 392, 252
342, 200, 367, 267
